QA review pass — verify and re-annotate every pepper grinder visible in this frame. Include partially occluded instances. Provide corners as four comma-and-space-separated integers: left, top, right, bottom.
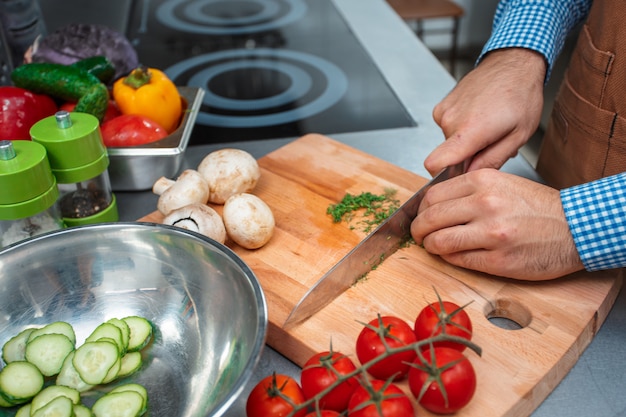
0, 140, 64, 248
30, 111, 119, 227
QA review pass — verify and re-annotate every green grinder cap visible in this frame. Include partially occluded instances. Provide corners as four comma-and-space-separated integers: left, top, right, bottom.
30, 111, 109, 184
0, 140, 59, 219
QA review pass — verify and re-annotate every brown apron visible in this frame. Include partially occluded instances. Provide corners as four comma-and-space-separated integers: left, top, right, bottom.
536, 0, 626, 189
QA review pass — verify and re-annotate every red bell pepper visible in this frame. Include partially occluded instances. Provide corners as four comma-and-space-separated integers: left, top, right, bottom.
0, 86, 58, 140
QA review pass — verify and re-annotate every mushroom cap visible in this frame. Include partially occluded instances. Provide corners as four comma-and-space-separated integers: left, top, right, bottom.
162, 203, 226, 244
156, 169, 210, 215
197, 149, 261, 204
223, 193, 275, 249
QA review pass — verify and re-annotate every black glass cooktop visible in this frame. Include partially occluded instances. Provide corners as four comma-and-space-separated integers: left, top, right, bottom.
126, 0, 415, 145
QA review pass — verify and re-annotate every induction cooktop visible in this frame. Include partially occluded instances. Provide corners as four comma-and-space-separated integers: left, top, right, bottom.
126, 0, 416, 145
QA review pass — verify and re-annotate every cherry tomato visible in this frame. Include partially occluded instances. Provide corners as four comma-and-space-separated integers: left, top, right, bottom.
60, 100, 121, 123
414, 300, 472, 351
100, 114, 168, 147
246, 373, 307, 417
348, 379, 414, 417
355, 315, 417, 381
408, 347, 476, 414
304, 411, 341, 417
301, 351, 360, 412
0, 86, 57, 140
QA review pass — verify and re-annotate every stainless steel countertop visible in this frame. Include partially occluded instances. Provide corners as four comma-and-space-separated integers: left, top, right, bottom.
115, 1, 626, 415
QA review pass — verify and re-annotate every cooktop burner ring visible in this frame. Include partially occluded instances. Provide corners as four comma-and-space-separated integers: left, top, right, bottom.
165, 48, 349, 128
156, 0, 308, 35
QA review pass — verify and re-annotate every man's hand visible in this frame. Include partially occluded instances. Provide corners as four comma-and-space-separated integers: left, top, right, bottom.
425, 48, 547, 176
410, 169, 584, 280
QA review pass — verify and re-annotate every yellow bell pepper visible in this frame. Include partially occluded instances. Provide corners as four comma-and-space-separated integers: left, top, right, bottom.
112, 67, 182, 133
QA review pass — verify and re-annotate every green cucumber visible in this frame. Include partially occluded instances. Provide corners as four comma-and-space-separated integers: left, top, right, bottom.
30, 385, 80, 415
123, 316, 153, 352
31, 395, 73, 417
24, 333, 75, 377
27, 321, 76, 346
72, 56, 116, 84
11, 63, 109, 121
0, 361, 44, 402
2, 327, 35, 364
72, 340, 120, 385
91, 391, 145, 417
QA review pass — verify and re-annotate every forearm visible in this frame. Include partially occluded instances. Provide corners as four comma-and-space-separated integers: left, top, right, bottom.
561, 173, 626, 271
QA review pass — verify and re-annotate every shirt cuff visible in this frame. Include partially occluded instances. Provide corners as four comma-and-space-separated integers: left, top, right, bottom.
561, 173, 626, 271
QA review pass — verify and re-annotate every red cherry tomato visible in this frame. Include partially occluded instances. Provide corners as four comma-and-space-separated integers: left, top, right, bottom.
348, 379, 414, 417
414, 300, 472, 351
246, 373, 307, 417
60, 100, 121, 123
100, 114, 168, 147
408, 347, 476, 414
304, 411, 341, 417
0, 86, 57, 140
355, 315, 417, 381
301, 351, 360, 412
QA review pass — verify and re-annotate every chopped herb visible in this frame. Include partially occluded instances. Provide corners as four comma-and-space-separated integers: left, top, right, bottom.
327, 188, 400, 233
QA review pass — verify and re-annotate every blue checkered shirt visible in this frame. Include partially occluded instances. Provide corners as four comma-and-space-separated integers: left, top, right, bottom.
481, 0, 626, 271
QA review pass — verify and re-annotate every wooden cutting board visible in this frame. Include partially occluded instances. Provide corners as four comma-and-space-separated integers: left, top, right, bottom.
140, 134, 623, 416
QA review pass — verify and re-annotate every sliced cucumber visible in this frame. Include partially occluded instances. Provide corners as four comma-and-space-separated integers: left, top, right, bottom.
30, 385, 80, 415
101, 357, 121, 385
15, 403, 31, 417
27, 321, 76, 346
122, 317, 153, 352
72, 341, 120, 385
106, 318, 130, 354
0, 361, 44, 402
2, 327, 35, 363
30, 395, 73, 417
86, 323, 124, 355
91, 391, 145, 417
109, 384, 148, 413
24, 333, 75, 377
117, 351, 142, 378
56, 351, 94, 393
73, 403, 95, 417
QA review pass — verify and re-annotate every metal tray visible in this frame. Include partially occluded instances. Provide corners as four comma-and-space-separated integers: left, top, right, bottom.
106, 86, 205, 191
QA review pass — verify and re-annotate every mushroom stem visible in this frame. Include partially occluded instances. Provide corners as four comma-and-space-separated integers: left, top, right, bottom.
152, 177, 175, 195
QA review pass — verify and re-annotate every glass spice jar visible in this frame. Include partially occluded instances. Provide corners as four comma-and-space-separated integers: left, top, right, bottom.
29, 111, 118, 226
0, 139, 64, 248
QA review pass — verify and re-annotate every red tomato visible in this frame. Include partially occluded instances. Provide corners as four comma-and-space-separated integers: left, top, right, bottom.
408, 347, 476, 414
348, 379, 414, 417
304, 411, 341, 417
414, 300, 472, 351
0, 86, 57, 140
100, 114, 168, 147
301, 351, 360, 412
355, 315, 417, 381
246, 373, 307, 417
60, 100, 121, 123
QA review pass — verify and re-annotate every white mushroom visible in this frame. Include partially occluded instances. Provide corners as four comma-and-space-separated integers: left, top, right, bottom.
197, 148, 261, 204
162, 203, 226, 244
152, 169, 210, 216
222, 193, 275, 249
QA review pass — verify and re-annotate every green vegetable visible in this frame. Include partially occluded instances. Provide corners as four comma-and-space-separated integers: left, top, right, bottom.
71, 56, 116, 84
327, 188, 400, 232
11, 62, 109, 121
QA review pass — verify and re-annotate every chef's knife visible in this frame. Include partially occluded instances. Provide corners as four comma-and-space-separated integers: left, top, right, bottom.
283, 160, 469, 329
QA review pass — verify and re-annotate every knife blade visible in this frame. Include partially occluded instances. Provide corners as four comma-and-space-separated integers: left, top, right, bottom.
283, 160, 469, 329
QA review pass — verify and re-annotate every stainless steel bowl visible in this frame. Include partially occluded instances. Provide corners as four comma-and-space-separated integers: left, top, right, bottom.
106, 87, 205, 192
0, 223, 267, 417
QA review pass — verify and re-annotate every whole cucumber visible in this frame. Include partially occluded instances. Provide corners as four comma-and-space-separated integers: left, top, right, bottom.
71, 56, 116, 84
11, 63, 109, 121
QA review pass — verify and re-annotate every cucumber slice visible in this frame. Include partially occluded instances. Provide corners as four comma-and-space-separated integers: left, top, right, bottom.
25, 333, 75, 377
2, 327, 35, 363
86, 323, 124, 354
0, 361, 44, 402
72, 341, 120, 385
122, 317, 153, 352
109, 384, 148, 413
106, 318, 130, 354
117, 352, 142, 378
15, 403, 31, 417
27, 321, 76, 346
30, 385, 80, 415
73, 403, 95, 417
31, 395, 73, 417
101, 357, 121, 385
56, 351, 94, 393
91, 391, 145, 417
